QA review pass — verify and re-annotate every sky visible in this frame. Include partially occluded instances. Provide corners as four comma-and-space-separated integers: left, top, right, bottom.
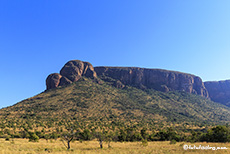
0, 0, 230, 108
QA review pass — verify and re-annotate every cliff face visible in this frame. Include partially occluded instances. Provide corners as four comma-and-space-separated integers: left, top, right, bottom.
94, 67, 209, 98
46, 60, 209, 98
204, 80, 230, 107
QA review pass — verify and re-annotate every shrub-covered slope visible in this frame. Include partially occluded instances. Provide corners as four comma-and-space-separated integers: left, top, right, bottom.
1, 77, 229, 125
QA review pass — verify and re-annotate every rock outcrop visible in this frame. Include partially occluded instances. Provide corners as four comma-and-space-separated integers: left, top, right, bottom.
204, 80, 230, 107
46, 73, 62, 90
60, 60, 97, 82
46, 60, 209, 98
94, 67, 209, 97
46, 60, 97, 90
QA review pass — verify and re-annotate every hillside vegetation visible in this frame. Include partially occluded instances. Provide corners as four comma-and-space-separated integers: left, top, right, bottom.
1, 77, 230, 127
0, 77, 230, 149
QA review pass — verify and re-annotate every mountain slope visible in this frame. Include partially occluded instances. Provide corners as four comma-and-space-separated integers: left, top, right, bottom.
1, 77, 230, 126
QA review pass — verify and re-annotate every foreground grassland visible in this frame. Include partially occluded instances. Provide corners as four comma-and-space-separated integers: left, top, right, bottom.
0, 139, 229, 154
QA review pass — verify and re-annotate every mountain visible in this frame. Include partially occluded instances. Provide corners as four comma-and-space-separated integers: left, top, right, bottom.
46, 60, 230, 107
1, 60, 230, 127
205, 80, 230, 107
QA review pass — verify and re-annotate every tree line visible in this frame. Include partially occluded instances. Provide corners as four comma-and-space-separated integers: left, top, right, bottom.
1, 122, 229, 150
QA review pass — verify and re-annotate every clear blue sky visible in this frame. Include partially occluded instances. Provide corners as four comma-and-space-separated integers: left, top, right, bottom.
0, 0, 230, 108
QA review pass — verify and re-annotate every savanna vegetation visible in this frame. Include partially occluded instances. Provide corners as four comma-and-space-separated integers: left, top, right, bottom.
0, 77, 230, 152
1, 139, 230, 154
0, 117, 230, 150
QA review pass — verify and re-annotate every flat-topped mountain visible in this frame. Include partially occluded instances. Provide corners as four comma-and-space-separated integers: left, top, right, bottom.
46, 60, 208, 98
1, 59, 230, 129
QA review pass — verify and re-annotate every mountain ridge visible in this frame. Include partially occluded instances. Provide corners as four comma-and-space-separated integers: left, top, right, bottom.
45, 60, 230, 107
46, 60, 209, 98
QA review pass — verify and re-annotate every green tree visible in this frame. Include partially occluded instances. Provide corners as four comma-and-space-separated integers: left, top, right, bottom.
141, 128, 148, 140
79, 129, 92, 140
61, 129, 78, 150
118, 129, 127, 142
94, 131, 106, 149
206, 125, 230, 142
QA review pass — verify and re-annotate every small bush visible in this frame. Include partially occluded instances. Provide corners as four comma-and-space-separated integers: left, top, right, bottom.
141, 139, 148, 147
5, 136, 10, 141
170, 139, 176, 144
29, 133, 39, 142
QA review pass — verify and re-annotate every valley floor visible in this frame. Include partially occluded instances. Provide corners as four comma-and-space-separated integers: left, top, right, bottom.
0, 139, 229, 154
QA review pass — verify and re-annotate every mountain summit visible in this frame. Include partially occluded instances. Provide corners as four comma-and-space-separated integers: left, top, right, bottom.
46, 60, 97, 90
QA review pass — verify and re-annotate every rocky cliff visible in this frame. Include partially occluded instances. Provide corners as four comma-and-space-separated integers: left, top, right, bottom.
204, 80, 230, 107
94, 67, 208, 97
46, 60, 209, 98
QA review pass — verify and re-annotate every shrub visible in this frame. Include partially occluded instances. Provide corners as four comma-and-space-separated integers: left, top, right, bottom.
5, 136, 10, 141
29, 133, 39, 142
170, 139, 176, 144
141, 139, 148, 147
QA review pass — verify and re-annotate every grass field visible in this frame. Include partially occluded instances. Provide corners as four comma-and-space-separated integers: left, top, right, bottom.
0, 139, 229, 154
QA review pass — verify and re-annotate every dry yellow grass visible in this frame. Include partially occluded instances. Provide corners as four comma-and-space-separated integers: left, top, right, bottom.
0, 138, 229, 154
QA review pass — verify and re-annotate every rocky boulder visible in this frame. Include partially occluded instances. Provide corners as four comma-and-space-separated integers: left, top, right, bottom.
46, 60, 97, 90
60, 60, 97, 82
46, 73, 62, 90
